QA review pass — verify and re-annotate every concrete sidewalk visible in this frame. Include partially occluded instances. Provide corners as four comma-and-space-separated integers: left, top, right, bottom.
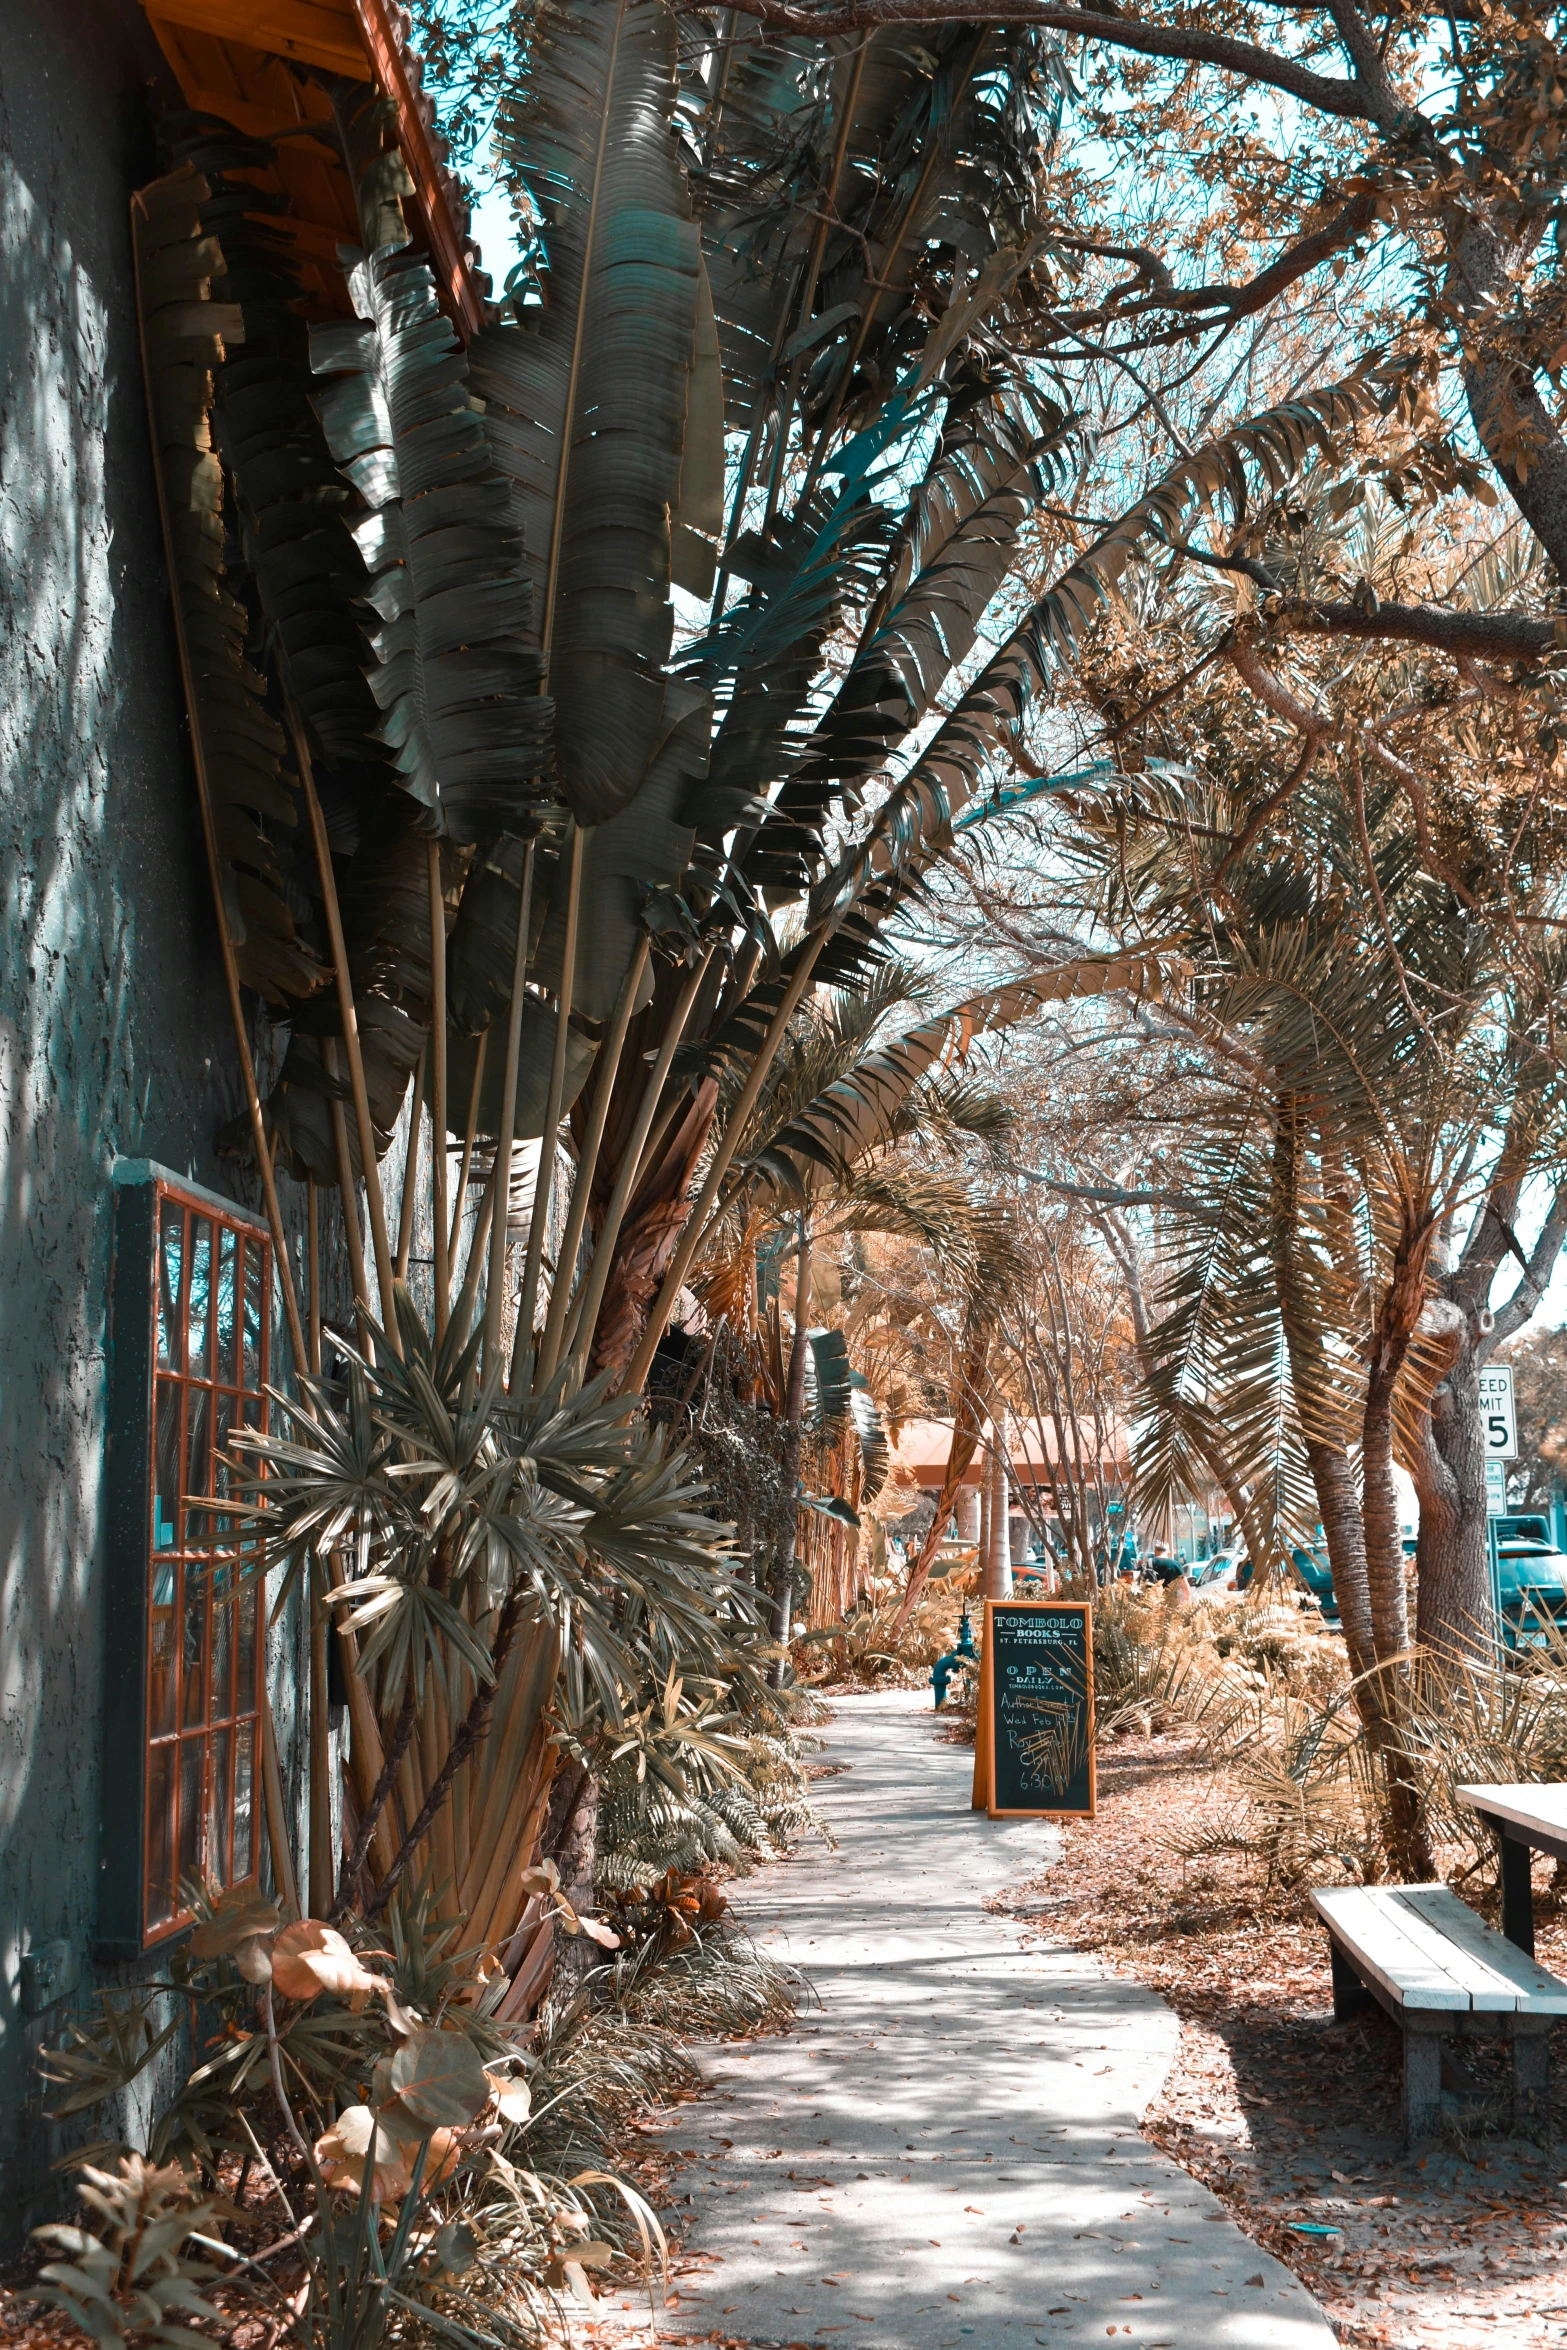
655, 1688, 1333, 2350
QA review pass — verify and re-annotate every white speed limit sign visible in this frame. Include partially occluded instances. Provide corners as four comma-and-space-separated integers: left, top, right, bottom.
1479, 1364, 1518, 1461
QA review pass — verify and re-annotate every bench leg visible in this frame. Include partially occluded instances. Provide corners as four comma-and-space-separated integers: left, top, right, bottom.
1511, 2024, 1550, 2137
1500, 1832, 1536, 1956
1403, 2025, 1444, 2149
1330, 1936, 1370, 2020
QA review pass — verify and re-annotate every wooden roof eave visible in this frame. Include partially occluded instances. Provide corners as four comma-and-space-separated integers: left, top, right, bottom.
139, 0, 488, 339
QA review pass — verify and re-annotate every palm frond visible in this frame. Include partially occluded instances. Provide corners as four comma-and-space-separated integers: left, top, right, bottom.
310, 90, 549, 840
132, 164, 325, 1005
473, 0, 714, 824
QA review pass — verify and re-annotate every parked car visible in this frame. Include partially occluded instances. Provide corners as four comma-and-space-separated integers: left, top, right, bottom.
1289, 1544, 1341, 1625
1496, 1513, 1553, 1548
1188, 1550, 1240, 1588
1189, 1547, 1250, 1597
1497, 1540, 1567, 1648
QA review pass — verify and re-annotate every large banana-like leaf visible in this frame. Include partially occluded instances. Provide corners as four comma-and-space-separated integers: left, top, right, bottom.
685, 18, 1062, 438
531, 684, 713, 1021
472, 0, 717, 826
791, 363, 1393, 963
797, 402, 1067, 793
447, 1007, 599, 1141
167, 117, 389, 778
680, 398, 920, 892
806, 1325, 853, 1432
132, 164, 325, 1006
676, 13, 823, 425
673, 261, 727, 599
850, 1371, 890, 1504
309, 92, 549, 841
159, 118, 450, 1182
270, 805, 435, 1180
445, 831, 543, 1037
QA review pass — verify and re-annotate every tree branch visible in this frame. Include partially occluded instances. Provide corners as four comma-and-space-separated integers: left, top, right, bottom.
1020, 1168, 1211, 1216
721, 1, 1384, 121
1173, 553, 1557, 664
1044, 190, 1381, 347
1490, 1183, 1567, 1349
1273, 597, 1558, 662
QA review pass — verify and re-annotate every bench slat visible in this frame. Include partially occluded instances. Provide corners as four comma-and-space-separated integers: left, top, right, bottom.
1456, 1782, 1567, 1844
1311, 1886, 1473, 2010
1391, 1885, 1567, 2014
1313, 1884, 1567, 2014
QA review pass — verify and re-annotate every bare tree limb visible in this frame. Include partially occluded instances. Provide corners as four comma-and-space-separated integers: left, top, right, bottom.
719, 1, 1386, 122
1490, 1183, 1567, 1349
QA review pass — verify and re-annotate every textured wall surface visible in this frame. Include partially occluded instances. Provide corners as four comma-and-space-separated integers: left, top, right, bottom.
0, 0, 279, 2242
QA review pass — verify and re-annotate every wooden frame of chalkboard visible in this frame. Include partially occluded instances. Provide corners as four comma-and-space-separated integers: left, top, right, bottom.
970, 1599, 1096, 1819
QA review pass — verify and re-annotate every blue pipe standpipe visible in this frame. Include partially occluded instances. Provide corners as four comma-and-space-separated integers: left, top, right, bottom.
932, 1609, 979, 1707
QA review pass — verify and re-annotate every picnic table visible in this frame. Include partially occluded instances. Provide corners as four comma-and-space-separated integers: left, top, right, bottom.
1456, 1783, 1567, 1956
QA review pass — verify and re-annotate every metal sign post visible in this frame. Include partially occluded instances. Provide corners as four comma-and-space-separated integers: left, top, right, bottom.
1479, 1367, 1516, 1651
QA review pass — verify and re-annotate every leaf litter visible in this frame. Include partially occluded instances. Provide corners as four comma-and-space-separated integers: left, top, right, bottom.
1005, 1725, 1567, 2350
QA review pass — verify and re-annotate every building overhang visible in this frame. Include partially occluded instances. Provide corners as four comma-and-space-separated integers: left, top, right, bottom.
139, 0, 487, 336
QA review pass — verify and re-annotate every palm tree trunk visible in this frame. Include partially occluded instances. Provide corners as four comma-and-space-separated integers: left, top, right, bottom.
984, 1416, 1012, 1601
1411, 1292, 1496, 1659
891, 1329, 989, 1634
1271, 1102, 1387, 1695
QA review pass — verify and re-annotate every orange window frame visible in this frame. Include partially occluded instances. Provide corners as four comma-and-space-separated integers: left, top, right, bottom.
142, 1180, 271, 1942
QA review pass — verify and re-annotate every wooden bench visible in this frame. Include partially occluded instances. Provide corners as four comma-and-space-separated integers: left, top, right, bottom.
1311, 1884, 1567, 2146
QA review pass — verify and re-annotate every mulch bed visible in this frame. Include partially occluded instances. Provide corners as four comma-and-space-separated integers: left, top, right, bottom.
1006, 1726, 1567, 2350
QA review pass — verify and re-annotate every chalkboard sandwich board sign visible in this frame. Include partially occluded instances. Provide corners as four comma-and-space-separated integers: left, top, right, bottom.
971, 1598, 1095, 1819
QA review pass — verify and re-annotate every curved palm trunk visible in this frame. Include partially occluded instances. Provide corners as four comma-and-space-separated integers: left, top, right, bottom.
892, 1329, 989, 1634
1362, 1272, 1436, 1882
1412, 1304, 1494, 1659
1362, 1225, 1430, 1666
1275, 1103, 1434, 1876
983, 1415, 1012, 1602
1272, 1103, 1378, 1688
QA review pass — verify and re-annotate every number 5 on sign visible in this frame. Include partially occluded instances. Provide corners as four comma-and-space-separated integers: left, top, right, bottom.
1479, 1365, 1517, 1461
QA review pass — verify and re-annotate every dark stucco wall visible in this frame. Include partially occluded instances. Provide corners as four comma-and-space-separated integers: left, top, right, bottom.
0, 0, 292, 2244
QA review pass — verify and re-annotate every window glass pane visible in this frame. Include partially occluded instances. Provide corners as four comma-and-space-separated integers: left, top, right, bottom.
211, 1582, 234, 1724
177, 1740, 203, 1892
232, 1722, 255, 1880
211, 1390, 235, 1543
148, 1566, 176, 1738
146, 1745, 176, 1929
187, 1218, 212, 1379
157, 1201, 184, 1370
185, 1382, 212, 1515
154, 1381, 181, 1554
217, 1227, 239, 1385
242, 1242, 263, 1392
207, 1726, 232, 1887
144, 1199, 272, 1939
182, 1567, 208, 1730
236, 1581, 259, 1710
